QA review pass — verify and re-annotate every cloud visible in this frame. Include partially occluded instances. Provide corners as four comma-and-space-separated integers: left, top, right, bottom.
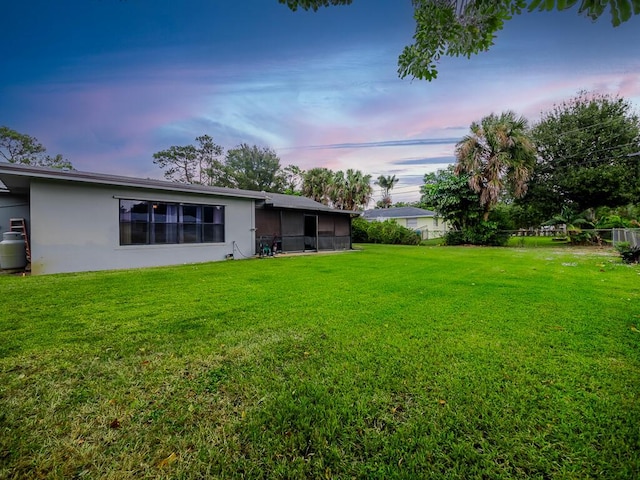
392, 156, 456, 166
287, 137, 459, 151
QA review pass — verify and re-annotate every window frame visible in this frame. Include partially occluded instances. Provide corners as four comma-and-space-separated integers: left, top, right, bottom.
119, 199, 225, 246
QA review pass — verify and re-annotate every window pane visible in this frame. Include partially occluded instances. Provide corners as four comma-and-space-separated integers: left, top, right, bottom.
126, 222, 148, 245
120, 200, 149, 222
153, 223, 179, 244
213, 206, 224, 224
203, 206, 213, 224
182, 224, 200, 243
120, 200, 149, 245
182, 205, 200, 223
203, 224, 225, 243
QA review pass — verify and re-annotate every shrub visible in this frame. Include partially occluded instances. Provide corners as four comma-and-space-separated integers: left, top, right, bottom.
616, 242, 640, 264
351, 217, 369, 243
352, 217, 420, 245
444, 222, 510, 246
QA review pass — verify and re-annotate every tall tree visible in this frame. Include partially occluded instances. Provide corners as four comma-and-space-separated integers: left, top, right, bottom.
223, 144, 285, 192
341, 169, 373, 211
302, 167, 335, 205
421, 166, 483, 229
375, 174, 399, 208
455, 111, 537, 221
152, 135, 224, 185
303, 167, 372, 209
526, 91, 640, 216
0, 126, 73, 169
282, 164, 305, 195
281, 0, 637, 81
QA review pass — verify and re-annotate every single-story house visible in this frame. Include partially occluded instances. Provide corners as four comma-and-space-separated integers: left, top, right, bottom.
0, 163, 354, 275
361, 207, 448, 239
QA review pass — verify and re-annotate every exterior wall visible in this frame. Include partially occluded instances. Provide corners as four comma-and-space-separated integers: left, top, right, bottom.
0, 194, 30, 236
411, 217, 446, 238
29, 180, 255, 275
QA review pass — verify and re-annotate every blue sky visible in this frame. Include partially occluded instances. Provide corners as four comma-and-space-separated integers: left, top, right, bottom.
2, 0, 639, 204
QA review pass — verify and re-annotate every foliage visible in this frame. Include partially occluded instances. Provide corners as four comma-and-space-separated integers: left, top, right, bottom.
0, 126, 74, 170
223, 144, 285, 192
301, 167, 334, 205
375, 174, 399, 208
352, 216, 420, 245
444, 220, 510, 246
455, 111, 537, 221
152, 135, 224, 185
1, 245, 638, 478
153, 137, 288, 192
526, 92, 640, 216
421, 165, 484, 229
302, 167, 372, 210
616, 241, 640, 263
331, 169, 373, 210
281, 1, 638, 81
281, 164, 304, 195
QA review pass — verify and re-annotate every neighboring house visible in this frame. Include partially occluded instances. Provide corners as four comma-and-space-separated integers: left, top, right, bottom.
361, 207, 448, 239
0, 163, 354, 275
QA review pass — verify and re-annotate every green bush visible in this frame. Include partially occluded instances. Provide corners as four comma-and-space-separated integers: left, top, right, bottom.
351, 217, 369, 243
444, 221, 510, 246
352, 217, 420, 245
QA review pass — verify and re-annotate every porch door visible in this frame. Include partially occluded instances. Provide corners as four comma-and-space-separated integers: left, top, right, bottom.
304, 214, 317, 251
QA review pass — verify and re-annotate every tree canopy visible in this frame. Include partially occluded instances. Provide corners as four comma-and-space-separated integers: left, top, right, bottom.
153, 137, 287, 192
421, 165, 484, 229
0, 126, 74, 170
375, 174, 399, 208
454, 111, 537, 220
152, 135, 225, 185
301, 167, 373, 210
524, 92, 640, 218
281, 0, 639, 80
223, 144, 285, 192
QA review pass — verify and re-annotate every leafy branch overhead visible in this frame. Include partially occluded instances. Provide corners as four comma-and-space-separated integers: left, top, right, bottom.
281, 0, 639, 80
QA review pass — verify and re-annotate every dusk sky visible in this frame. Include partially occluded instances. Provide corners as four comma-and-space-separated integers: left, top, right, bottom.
2, 1, 639, 203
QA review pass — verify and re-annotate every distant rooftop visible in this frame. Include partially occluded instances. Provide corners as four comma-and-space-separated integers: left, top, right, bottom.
361, 207, 437, 219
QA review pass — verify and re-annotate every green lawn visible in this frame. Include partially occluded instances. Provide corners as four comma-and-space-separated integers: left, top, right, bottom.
1, 244, 639, 479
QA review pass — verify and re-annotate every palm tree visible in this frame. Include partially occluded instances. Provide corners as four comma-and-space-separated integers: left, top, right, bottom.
302, 167, 334, 205
345, 169, 373, 211
455, 111, 537, 221
375, 174, 399, 208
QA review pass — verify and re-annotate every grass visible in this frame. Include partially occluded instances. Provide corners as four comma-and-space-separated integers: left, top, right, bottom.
1, 244, 639, 479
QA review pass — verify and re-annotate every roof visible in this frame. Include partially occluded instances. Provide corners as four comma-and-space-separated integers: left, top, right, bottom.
362, 207, 437, 220
0, 162, 265, 199
262, 192, 354, 215
0, 162, 351, 215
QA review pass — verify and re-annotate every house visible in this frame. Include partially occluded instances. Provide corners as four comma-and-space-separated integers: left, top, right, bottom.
361, 207, 448, 239
0, 163, 354, 275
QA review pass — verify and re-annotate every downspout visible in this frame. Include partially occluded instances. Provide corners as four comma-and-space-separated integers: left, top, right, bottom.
250, 199, 256, 257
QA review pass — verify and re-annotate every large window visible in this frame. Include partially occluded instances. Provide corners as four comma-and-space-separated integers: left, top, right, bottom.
119, 200, 224, 245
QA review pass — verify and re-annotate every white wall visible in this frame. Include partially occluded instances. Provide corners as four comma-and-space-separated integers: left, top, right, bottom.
0, 194, 29, 235
29, 180, 256, 274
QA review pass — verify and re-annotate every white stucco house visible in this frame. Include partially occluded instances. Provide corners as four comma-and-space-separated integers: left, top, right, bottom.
361, 207, 449, 239
0, 163, 353, 275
